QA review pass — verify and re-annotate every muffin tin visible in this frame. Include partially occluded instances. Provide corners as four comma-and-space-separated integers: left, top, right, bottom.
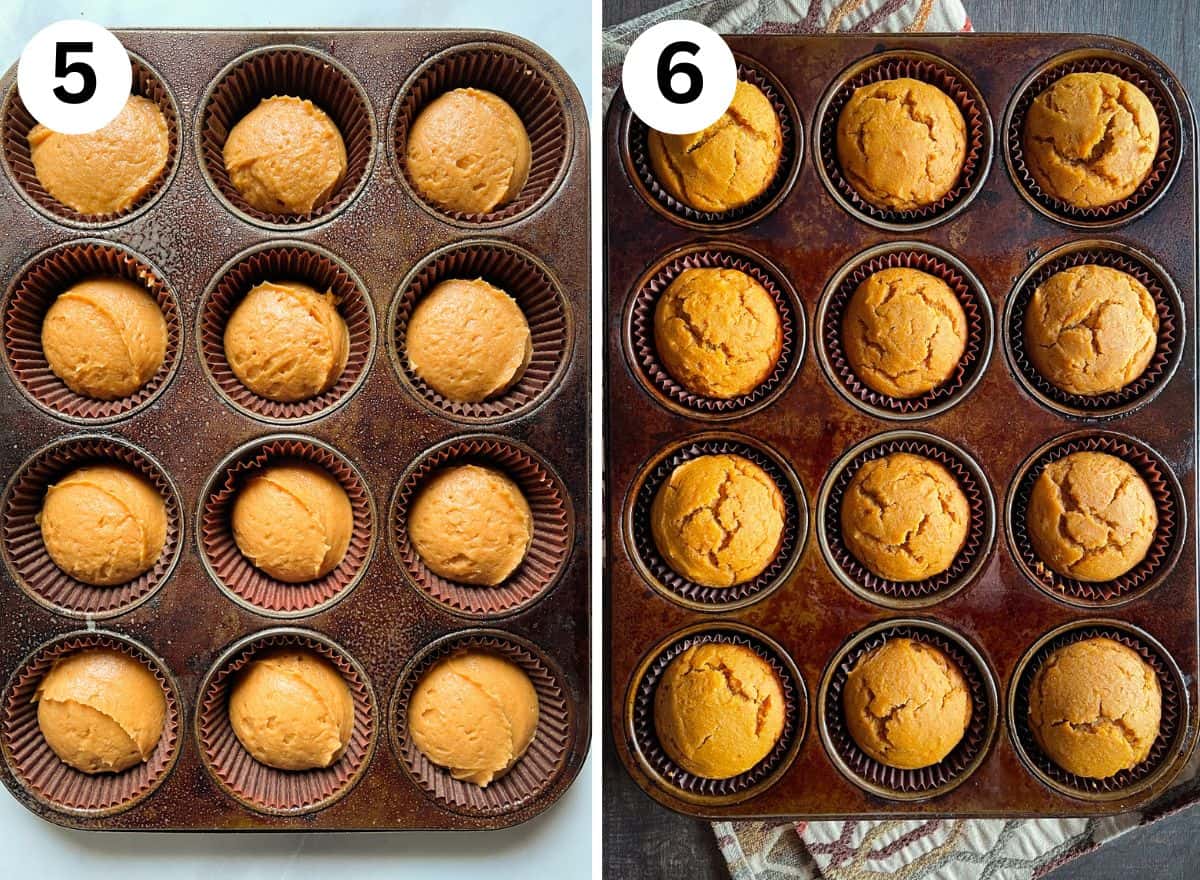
0, 28, 588, 830
606, 33, 1196, 818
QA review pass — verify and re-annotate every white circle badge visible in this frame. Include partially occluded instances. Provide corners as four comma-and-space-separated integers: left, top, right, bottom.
622, 20, 737, 135
17, 20, 132, 135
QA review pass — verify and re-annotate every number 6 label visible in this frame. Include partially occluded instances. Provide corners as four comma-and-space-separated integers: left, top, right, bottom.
18, 20, 131, 135
622, 20, 736, 135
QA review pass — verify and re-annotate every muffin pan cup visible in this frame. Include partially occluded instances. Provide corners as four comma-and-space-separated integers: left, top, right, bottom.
607, 33, 1197, 820
1, 28, 588, 831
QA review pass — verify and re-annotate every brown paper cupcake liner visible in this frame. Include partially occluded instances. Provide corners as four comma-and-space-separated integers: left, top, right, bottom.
1005, 245, 1183, 418
1, 53, 181, 227
1, 631, 182, 816
0, 436, 183, 619
389, 241, 569, 422
390, 436, 572, 618
198, 243, 375, 423
820, 434, 993, 605
391, 630, 572, 815
1006, 53, 1180, 226
627, 59, 800, 228
1010, 623, 1186, 798
198, 437, 374, 617
819, 247, 990, 418
629, 627, 804, 800
2, 240, 182, 424
629, 436, 806, 609
821, 622, 996, 798
197, 45, 374, 228
196, 628, 376, 815
817, 52, 990, 227
391, 42, 569, 225
1006, 432, 1184, 605
627, 246, 804, 419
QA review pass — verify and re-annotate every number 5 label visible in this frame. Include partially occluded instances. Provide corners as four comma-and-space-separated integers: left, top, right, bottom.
18, 20, 131, 135
622, 20, 736, 135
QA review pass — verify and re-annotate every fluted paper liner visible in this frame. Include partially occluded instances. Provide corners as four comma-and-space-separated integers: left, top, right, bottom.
197, 630, 375, 814
2, 241, 181, 423
390, 242, 568, 422
1, 54, 180, 227
391, 43, 568, 224
1, 632, 181, 815
391, 631, 572, 815
628, 247, 803, 418
199, 437, 374, 616
628, 60, 799, 228
198, 46, 374, 227
1007, 432, 1183, 605
629, 437, 806, 609
199, 244, 374, 423
630, 628, 803, 800
0, 436, 182, 618
391, 437, 571, 618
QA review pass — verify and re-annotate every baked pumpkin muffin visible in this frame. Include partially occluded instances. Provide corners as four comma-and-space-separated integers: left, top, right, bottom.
1023, 72, 1160, 209
28, 94, 169, 215
1028, 636, 1161, 778
41, 277, 168, 401
38, 464, 167, 586
843, 637, 972, 769
654, 641, 785, 779
408, 464, 533, 586
223, 96, 347, 215
650, 454, 785, 588
229, 648, 354, 771
836, 78, 967, 211
840, 452, 970, 582
406, 278, 532, 403
654, 267, 783, 399
35, 648, 166, 774
1027, 451, 1157, 582
409, 650, 539, 787
842, 267, 967, 398
1024, 264, 1158, 396
406, 88, 531, 214
648, 80, 782, 213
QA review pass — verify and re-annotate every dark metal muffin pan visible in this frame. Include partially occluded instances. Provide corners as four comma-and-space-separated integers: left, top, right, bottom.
0, 28, 588, 831
605, 33, 1196, 819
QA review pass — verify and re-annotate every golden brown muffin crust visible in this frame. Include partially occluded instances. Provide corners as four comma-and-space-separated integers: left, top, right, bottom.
836, 78, 967, 211
653, 642, 785, 779
843, 637, 972, 769
1023, 72, 1160, 209
1029, 637, 1161, 778
650, 453, 785, 588
648, 80, 782, 213
1025, 264, 1158, 396
654, 267, 783, 399
842, 267, 968, 398
1027, 451, 1157, 582
840, 452, 970, 582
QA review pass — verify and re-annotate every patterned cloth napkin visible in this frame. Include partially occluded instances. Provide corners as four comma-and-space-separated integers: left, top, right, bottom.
603, 2, 1200, 877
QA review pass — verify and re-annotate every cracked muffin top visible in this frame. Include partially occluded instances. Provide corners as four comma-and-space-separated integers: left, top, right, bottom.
650, 453, 785, 588
1028, 636, 1161, 778
840, 452, 970, 582
654, 641, 785, 779
647, 79, 782, 213
842, 266, 967, 399
835, 77, 967, 211
654, 267, 783, 399
843, 636, 971, 770
1024, 264, 1158, 397
1027, 451, 1157, 583
1022, 72, 1159, 209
